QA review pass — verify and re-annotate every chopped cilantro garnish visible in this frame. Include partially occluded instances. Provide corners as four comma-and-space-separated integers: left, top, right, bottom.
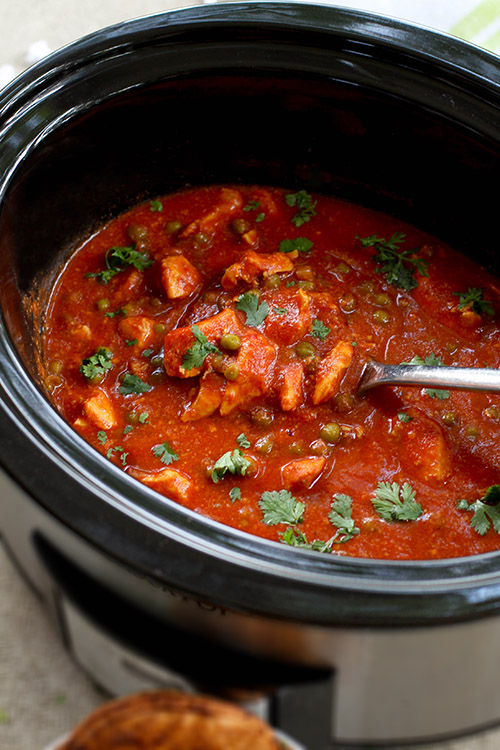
426, 388, 451, 400
372, 481, 422, 522
123, 425, 133, 435
152, 441, 179, 465
243, 200, 260, 212
105, 308, 126, 318
182, 325, 221, 370
328, 494, 361, 542
86, 245, 153, 285
125, 339, 137, 347
457, 486, 500, 535
236, 292, 269, 327
150, 199, 163, 212
80, 348, 113, 380
211, 448, 251, 483
311, 319, 331, 341
279, 237, 314, 254
255, 212, 265, 223
259, 490, 305, 526
119, 373, 152, 395
106, 445, 128, 466
397, 412, 413, 423
453, 287, 494, 316
138, 412, 149, 424
236, 433, 251, 449
285, 190, 317, 227
229, 487, 242, 502
357, 232, 428, 291
97, 430, 107, 444
142, 348, 154, 358
273, 307, 288, 315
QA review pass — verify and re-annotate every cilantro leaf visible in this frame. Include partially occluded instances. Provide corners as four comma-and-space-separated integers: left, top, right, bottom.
86, 245, 153, 285
243, 200, 260, 212
457, 485, 500, 536
279, 526, 311, 547
273, 307, 288, 315
150, 199, 163, 212
119, 373, 152, 395
97, 430, 108, 444
328, 494, 361, 542
236, 292, 269, 327
357, 232, 428, 291
311, 319, 331, 341
426, 388, 450, 400
285, 190, 317, 227
259, 490, 305, 526
229, 487, 241, 502
182, 325, 221, 370
397, 412, 413, 423
453, 287, 494, 316
372, 481, 422, 522
211, 448, 251, 483
279, 237, 314, 254
236, 433, 251, 449
152, 441, 179, 465
80, 348, 113, 380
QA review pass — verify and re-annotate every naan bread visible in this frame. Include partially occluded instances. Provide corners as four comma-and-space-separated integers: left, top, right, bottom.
58, 690, 281, 749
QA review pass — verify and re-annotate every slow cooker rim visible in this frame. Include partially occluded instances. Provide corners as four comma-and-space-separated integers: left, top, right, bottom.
3, 2, 500, 626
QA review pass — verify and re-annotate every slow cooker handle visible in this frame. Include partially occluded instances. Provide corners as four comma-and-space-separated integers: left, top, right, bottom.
34, 533, 335, 749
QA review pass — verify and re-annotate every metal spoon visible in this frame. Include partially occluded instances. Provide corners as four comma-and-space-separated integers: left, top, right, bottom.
358, 360, 500, 395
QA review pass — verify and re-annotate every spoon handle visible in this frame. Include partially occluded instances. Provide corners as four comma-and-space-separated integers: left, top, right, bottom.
358, 361, 500, 394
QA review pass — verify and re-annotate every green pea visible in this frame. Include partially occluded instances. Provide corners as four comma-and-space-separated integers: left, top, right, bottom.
263, 273, 281, 290
255, 436, 273, 454
295, 340, 316, 358
220, 333, 241, 351
374, 292, 391, 307
224, 364, 239, 381
309, 438, 328, 456
150, 354, 163, 368
251, 407, 274, 427
320, 422, 342, 444
230, 218, 251, 236
96, 298, 110, 311
442, 411, 458, 426
373, 309, 391, 324
289, 441, 305, 455
48, 359, 63, 375
154, 323, 167, 336
127, 223, 148, 242
165, 220, 182, 234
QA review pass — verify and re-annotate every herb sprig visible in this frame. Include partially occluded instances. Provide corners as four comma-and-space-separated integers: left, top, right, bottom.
182, 325, 221, 371
86, 245, 153, 285
211, 448, 251, 483
285, 190, 317, 227
371, 481, 422, 522
236, 292, 269, 327
453, 287, 494, 316
80, 348, 113, 380
357, 232, 428, 291
457, 485, 500, 535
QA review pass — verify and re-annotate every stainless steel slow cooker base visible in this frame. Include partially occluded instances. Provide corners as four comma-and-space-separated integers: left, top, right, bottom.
3, 464, 500, 749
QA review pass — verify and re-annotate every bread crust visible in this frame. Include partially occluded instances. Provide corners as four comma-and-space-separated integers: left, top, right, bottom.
58, 690, 281, 749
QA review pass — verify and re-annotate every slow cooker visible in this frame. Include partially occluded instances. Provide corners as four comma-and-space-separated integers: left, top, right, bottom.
2, 4, 500, 747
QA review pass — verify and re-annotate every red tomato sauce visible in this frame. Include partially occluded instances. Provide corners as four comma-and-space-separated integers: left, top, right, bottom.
41, 185, 500, 560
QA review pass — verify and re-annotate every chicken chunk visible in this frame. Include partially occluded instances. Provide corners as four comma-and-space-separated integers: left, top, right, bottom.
139, 467, 193, 502
181, 372, 225, 422
82, 389, 117, 430
221, 250, 294, 290
263, 288, 311, 345
118, 316, 155, 348
313, 341, 354, 404
279, 362, 305, 411
160, 255, 202, 299
282, 457, 326, 490
181, 188, 243, 237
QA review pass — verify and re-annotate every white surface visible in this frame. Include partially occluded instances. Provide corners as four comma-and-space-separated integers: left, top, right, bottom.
2, 1, 500, 749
